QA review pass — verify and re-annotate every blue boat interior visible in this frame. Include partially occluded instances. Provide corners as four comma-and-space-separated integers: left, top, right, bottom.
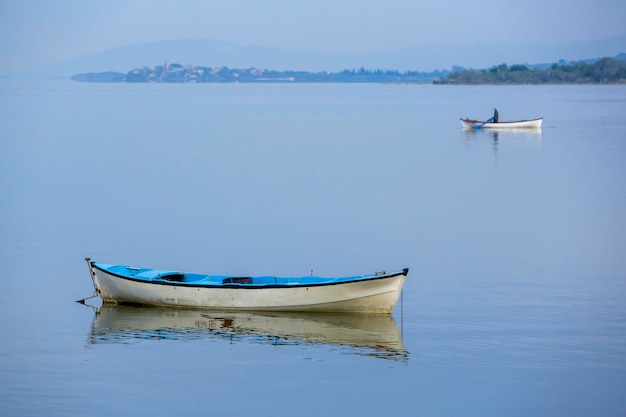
94, 263, 397, 287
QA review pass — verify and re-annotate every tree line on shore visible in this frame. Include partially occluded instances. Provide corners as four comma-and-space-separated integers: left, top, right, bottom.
71, 55, 626, 84
434, 56, 626, 84
71, 64, 447, 83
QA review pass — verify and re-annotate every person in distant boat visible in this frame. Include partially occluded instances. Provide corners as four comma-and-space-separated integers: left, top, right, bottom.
493, 108, 499, 123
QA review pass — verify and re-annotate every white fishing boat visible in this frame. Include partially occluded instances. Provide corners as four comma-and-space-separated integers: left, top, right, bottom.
460, 117, 543, 129
85, 258, 408, 314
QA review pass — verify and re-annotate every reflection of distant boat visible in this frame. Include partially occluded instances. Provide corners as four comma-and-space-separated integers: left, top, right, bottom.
460, 117, 543, 129
86, 259, 408, 313
462, 125, 543, 140
89, 305, 408, 361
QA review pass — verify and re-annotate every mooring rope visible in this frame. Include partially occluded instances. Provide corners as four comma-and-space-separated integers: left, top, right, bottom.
76, 291, 99, 304
77, 257, 100, 304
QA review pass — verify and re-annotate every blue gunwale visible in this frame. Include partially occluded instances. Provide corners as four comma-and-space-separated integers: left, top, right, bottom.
92, 262, 408, 290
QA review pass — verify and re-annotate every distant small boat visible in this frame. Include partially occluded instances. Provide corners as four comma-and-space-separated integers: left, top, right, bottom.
460, 117, 543, 129
85, 258, 408, 314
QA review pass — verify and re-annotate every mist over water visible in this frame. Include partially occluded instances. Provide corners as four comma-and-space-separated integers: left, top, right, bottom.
1, 81, 625, 416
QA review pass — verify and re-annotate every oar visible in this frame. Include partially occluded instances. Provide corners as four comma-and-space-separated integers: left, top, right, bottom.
474, 117, 494, 130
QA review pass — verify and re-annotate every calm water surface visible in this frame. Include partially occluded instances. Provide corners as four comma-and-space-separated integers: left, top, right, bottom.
1, 81, 625, 416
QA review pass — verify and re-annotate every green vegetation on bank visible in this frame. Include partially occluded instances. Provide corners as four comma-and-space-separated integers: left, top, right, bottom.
434, 56, 626, 84
71, 55, 626, 84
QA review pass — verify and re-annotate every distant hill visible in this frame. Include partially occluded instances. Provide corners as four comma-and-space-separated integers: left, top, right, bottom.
10, 36, 626, 79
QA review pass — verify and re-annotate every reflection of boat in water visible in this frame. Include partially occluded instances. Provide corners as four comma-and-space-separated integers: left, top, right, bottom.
463, 126, 543, 142
88, 305, 408, 361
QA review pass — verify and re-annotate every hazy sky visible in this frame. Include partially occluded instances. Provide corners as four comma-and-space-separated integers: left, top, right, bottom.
1, 0, 625, 71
